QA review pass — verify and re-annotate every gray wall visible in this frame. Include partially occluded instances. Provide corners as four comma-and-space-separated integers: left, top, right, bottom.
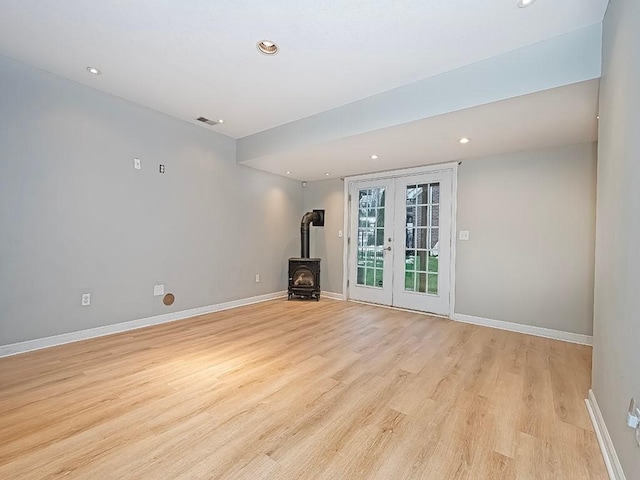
592, 0, 640, 475
0, 56, 302, 345
302, 143, 597, 336
456, 143, 597, 335
303, 178, 345, 295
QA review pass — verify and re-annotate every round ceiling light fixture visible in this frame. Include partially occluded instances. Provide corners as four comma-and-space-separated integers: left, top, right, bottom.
286, 171, 292, 175
86, 66, 101, 75
257, 40, 279, 55
325, 172, 331, 176
517, 0, 536, 7
458, 137, 470, 144
370, 154, 379, 160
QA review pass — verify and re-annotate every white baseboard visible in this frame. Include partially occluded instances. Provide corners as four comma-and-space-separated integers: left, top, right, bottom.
585, 389, 626, 480
0, 291, 287, 358
453, 313, 593, 346
321, 291, 344, 300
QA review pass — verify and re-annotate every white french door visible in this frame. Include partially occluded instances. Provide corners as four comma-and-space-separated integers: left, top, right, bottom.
347, 179, 395, 305
347, 169, 453, 316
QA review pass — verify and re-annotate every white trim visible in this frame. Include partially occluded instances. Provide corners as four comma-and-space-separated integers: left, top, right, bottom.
0, 291, 287, 358
585, 389, 626, 480
453, 313, 593, 345
449, 162, 459, 316
342, 177, 350, 301
344, 161, 460, 183
348, 299, 450, 319
322, 291, 345, 300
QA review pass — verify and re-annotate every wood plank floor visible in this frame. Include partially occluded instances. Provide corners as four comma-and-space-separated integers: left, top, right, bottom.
0, 299, 607, 479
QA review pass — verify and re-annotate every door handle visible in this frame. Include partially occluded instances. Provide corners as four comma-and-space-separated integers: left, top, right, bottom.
385, 246, 392, 251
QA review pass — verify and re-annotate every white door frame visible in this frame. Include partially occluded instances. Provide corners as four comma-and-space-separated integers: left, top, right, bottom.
342, 162, 459, 318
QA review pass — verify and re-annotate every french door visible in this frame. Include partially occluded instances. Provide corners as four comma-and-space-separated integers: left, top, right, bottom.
348, 169, 453, 316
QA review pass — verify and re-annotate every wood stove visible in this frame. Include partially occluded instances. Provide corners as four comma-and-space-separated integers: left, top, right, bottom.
288, 209, 324, 301
288, 258, 321, 301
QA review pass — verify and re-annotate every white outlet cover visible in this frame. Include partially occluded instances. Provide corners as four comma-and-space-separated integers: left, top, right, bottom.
339, 230, 343, 238
255, 274, 260, 283
134, 158, 141, 169
154, 284, 165, 296
81, 293, 91, 306
459, 230, 470, 241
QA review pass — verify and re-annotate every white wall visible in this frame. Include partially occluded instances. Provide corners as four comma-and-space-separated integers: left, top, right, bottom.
592, 0, 640, 475
0, 56, 302, 345
456, 143, 597, 335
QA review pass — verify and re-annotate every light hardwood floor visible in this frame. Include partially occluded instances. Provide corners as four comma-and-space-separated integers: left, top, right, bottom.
0, 299, 607, 479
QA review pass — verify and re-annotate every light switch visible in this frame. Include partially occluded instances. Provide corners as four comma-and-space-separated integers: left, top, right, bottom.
459, 230, 470, 241
81, 293, 91, 306
154, 284, 165, 296
339, 230, 343, 238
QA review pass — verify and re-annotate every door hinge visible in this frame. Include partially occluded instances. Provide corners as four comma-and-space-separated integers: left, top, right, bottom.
347, 279, 350, 287
348, 194, 351, 202
347, 237, 351, 245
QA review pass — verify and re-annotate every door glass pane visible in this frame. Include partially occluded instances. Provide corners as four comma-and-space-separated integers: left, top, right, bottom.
428, 274, 438, 294
405, 249, 416, 271
405, 182, 439, 295
356, 186, 385, 288
365, 270, 375, 286
428, 254, 438, 273
430, 183, 440, 204
430, 205, 439, 227
405, 271, 415, 291
417, 273, 427, 293
406, 228, 415, 248
374, 267, 384, 287
416, 250, 428, 272
416, 228, 428, 249
430, 228, 439, 250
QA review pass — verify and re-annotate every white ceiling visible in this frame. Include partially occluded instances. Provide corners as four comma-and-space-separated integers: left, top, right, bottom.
0, 0, 608, 140
243, 80, 600, 181
0, 0, 608, 180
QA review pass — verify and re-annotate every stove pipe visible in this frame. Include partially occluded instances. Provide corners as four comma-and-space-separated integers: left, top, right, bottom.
300, 210, 323, 258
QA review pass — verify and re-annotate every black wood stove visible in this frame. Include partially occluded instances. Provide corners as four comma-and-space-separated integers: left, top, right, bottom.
288, 210, 324, 301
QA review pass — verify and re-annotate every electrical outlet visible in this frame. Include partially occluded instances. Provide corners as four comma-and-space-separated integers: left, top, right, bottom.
81, 293, 91, 306
255, 274, 260, 283
154, 284, 165, 296
159, 164, 165, 173
133, 158, 141, 170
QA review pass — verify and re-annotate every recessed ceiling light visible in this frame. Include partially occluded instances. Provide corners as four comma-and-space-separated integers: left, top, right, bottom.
325, 173, 330, 176
286, 171, 291, 175
86, 66, 101, 75
458, 137, 470, 144
370, 154, 378, 160
218, 119, 224, 124
517, 0, 536, 7
257, 40, 279, 55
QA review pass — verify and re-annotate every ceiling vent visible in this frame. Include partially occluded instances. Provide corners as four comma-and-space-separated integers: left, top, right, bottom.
196, 117, 221, 126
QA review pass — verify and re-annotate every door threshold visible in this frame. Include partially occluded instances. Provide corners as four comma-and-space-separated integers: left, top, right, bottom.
347, 299, 451, 320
